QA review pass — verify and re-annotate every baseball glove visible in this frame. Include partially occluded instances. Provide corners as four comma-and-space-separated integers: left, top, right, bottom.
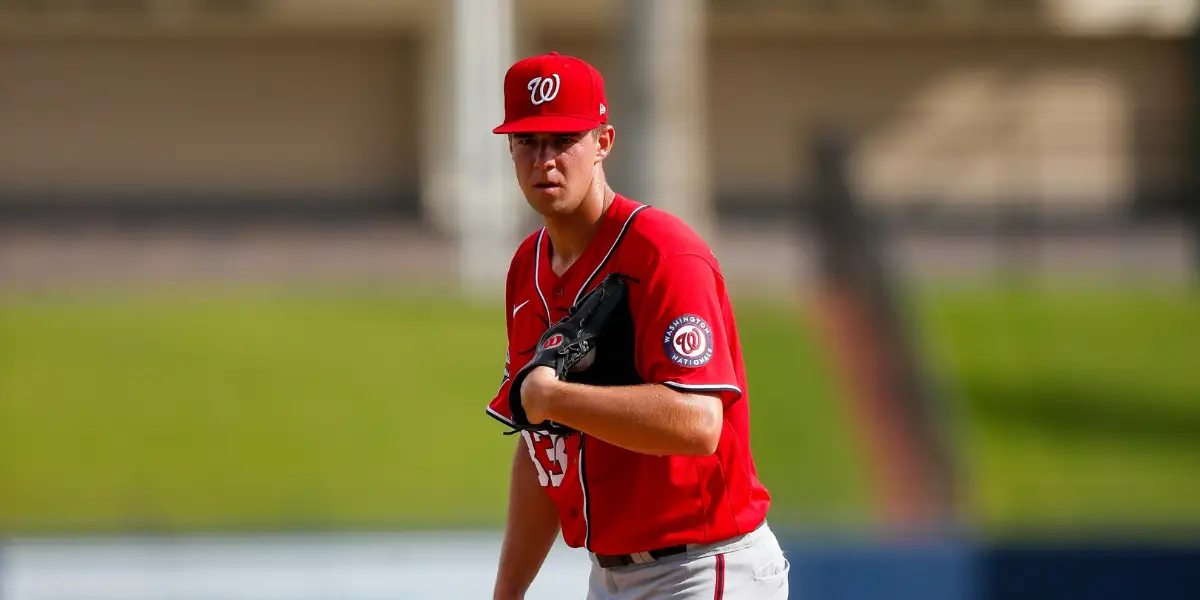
506, 273, 628, 435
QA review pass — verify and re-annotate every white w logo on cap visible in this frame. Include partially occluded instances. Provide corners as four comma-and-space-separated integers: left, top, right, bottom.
527, 74, 561, 105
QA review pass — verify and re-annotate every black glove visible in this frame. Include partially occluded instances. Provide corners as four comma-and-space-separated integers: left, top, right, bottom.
506, 273, 628, 435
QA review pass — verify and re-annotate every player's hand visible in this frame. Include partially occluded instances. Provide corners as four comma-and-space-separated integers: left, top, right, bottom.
505, 273, 626, 435
519, 366, 559, 424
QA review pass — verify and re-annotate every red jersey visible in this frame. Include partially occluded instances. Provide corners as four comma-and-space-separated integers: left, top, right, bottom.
486, 194, 771, 555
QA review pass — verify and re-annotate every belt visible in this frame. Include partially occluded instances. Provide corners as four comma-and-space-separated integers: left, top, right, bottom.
593, 544, 688, 569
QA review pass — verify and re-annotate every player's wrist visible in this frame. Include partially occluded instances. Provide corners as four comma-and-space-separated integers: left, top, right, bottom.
492, 588, 524, 600
492, 571, 535, 600
519, 365, 559, 424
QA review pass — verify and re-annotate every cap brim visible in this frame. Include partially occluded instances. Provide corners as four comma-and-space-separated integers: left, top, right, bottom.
493, 115, 602, 134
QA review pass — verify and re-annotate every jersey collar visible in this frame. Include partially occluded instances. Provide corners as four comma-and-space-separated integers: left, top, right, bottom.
535, 194, 647, 309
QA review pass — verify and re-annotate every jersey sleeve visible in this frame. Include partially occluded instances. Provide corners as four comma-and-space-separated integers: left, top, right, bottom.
486, 355, 517, 427
485, 268, 519, 428
635, 252, 743, 407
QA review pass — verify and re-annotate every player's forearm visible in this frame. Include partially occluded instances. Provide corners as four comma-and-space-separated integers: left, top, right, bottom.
493, 440, 561, 600
532, 380, 722, 456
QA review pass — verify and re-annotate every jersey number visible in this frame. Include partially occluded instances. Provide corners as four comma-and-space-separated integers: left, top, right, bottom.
522, 431, 568, 488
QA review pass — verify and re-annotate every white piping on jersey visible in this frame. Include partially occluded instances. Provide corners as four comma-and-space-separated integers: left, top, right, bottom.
573, 204, 650, 305
486, 405, 515, 426
578, 438, 590, 549
573, 202, 645, 552
662, 382, 743, 396
533, 228, 552, 322
530, 202, 647, 552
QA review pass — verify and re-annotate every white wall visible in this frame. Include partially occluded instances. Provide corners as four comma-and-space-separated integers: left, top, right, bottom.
0, 532, 593, 600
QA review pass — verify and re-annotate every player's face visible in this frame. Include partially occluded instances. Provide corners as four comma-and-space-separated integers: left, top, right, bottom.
508, 127, 613, 217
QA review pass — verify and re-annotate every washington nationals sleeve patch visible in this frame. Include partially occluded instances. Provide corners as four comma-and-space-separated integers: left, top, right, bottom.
663, 314, 714, 368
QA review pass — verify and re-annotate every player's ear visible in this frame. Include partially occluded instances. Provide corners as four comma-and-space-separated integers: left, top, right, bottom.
595, 125, 614, 163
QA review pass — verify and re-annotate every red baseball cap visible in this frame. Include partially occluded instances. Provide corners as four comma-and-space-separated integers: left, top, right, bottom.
493, 51, 608, 134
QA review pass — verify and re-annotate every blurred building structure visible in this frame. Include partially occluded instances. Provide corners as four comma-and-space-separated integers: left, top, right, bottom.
0, 0, 1194, 291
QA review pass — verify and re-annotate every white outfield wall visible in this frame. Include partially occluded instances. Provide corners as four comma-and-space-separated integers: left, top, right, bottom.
0, 532, 593, 600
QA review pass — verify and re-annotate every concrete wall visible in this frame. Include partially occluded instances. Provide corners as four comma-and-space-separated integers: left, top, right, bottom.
709, 36, 1188, 214
0, 36, 421, 213
538, 33, 1188, 217
0, 22, 1189, 222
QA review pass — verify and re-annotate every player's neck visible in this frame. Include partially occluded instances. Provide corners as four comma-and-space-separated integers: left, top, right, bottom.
544, 184, 615, 277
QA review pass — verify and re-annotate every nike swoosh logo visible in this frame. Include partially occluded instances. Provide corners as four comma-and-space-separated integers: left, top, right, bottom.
512, 300, 530, 318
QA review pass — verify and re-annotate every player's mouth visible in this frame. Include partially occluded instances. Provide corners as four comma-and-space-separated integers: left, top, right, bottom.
534, 182, 561, 190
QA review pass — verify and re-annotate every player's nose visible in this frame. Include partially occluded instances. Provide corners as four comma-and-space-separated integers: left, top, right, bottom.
534, 148, 557, 171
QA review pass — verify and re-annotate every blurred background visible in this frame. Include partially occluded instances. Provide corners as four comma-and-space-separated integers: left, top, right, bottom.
0, 0, 1198, 598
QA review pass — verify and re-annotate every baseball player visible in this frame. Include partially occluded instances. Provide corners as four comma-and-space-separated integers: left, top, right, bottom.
485, 51, 789, 600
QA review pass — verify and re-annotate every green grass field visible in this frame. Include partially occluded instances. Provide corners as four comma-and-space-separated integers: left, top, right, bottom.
918, 283, 1200, 535
1, 283, 1197, 537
